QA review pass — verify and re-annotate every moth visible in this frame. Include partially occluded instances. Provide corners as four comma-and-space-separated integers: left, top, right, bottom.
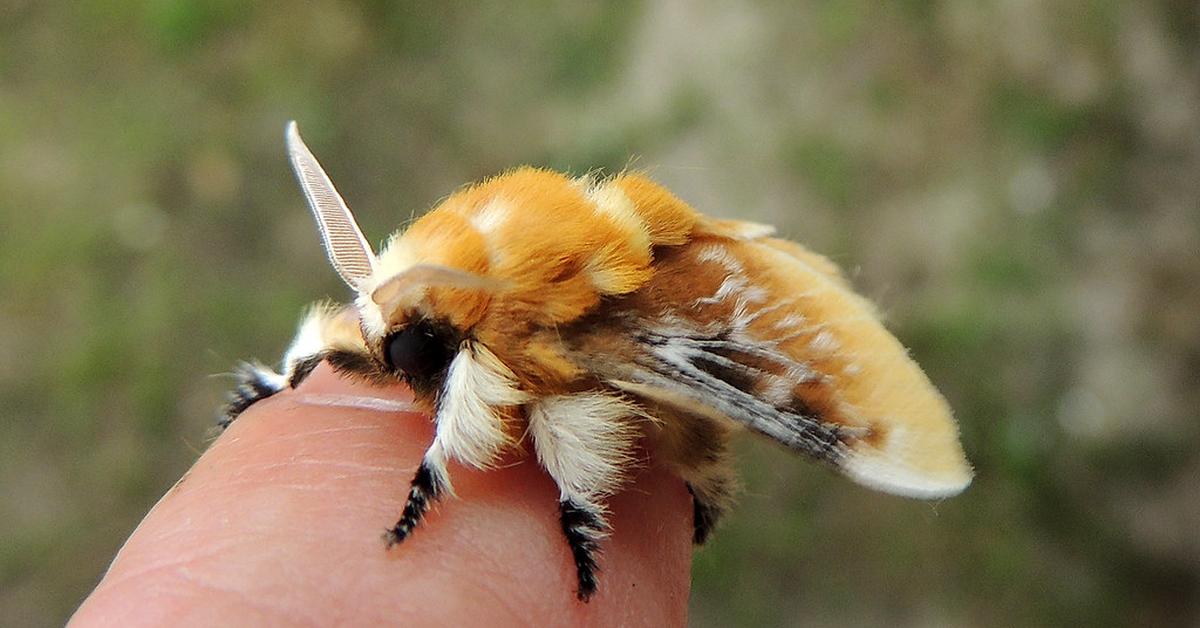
221, 122, 972, 601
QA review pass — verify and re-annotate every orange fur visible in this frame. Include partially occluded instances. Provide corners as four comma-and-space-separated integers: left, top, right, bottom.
609, 173, 698, 246
347, 165, 966, 495
759, 238, 851, 287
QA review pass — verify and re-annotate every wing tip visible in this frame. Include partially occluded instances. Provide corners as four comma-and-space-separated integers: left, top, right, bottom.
841, 451, 973, 499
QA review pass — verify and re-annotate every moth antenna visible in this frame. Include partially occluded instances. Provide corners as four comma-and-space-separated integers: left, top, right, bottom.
372, 263, 506, 310
285, 121, 377, 289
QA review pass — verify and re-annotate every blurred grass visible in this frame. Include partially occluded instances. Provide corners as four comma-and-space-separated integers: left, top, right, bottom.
1, 2, 1198, 626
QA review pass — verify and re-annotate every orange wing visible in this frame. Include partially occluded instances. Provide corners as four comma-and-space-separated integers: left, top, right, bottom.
571, 226, 972, 498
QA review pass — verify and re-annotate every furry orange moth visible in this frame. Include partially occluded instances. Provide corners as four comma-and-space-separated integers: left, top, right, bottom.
220, 122, 972, 601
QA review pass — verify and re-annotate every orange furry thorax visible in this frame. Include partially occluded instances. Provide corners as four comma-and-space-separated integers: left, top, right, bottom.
378, 168, 698, 326
370, 168, 707, 389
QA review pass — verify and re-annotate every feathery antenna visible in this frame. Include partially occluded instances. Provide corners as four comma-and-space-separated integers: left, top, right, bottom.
285, 121, 377, 290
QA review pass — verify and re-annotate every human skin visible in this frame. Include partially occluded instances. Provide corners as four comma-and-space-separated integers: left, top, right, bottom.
71, 365, 692, 627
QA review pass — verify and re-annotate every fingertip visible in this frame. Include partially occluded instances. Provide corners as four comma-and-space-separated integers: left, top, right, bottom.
74, 366, 692, 626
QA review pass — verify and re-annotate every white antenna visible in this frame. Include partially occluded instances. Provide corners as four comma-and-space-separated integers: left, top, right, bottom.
285, 121, 377, 290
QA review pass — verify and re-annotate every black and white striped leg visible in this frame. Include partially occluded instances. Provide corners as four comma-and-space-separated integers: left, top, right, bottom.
219, 303, 368, 430
383, 455, 451, 547
560, 499, 607, 601
220, 362, 286, 429
218, 353, 325, 429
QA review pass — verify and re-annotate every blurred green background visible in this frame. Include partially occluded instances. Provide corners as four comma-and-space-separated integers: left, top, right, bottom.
2, 2, 1198, 626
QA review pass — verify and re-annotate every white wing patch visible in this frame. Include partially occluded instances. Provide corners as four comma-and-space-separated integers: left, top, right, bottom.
584, 179, 653, 253
694, 242, 745, 272
470, 198, 512, 235
809, 329, 840, 353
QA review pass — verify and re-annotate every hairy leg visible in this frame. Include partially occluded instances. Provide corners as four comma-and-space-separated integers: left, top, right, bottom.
527, 392, 642, 601
219, 303, 366, 428
683, 462, 737, 545
384, 340, 523, 548
383, 450, 452, 546
559, 499, 607, 600
654, 411, 737, 545
221, 302, 454, 549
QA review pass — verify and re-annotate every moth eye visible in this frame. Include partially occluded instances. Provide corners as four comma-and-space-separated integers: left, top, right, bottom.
384, 321, 454, 383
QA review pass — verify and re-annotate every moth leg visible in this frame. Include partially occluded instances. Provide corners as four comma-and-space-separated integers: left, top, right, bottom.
383, 340, 523, 548
383, 446, 452, 546
683, 462, 737, 545
527, 393, 641, 601
220, 361, 288, 430
558, 498, 607, 601
219, 303, 365, 429
655, 409, 737, 545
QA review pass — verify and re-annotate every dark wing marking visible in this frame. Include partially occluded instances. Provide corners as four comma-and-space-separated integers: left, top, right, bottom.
601, 323, 860, 464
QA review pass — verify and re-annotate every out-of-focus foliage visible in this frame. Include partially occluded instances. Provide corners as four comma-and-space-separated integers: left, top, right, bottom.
1, 2, 1197, 626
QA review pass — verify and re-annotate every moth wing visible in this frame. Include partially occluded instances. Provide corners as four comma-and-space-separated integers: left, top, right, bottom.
588, 236, 972, 499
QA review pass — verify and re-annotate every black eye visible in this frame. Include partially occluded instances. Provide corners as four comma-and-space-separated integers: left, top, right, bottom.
384, 321, 454, 383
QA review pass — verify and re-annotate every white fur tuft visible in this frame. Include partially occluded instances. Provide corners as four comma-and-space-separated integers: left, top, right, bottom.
586, 181, 652, 251
280, 304, 339, 379
527, 392, 643, 508
354, 291, 388, 342
434, 341, 529, 470
469, 198, 512, 235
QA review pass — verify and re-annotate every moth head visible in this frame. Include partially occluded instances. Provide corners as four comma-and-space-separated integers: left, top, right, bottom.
285, 122, 503, 393
365, 264, 507, 393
